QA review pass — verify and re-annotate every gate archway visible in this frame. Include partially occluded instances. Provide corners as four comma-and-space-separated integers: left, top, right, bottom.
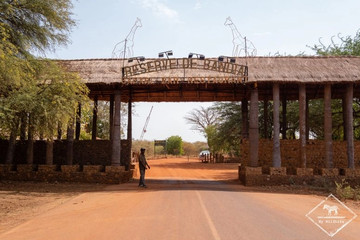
61, 56, 360, 173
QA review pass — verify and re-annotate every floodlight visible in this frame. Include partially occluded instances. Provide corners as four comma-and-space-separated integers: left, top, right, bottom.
158, 50, 173, 59
188, 53, 193, 58
218, 56, 224, 62
158, 53, 164, 57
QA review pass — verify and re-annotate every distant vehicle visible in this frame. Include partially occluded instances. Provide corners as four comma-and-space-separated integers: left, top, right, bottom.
199, 150, 210, 162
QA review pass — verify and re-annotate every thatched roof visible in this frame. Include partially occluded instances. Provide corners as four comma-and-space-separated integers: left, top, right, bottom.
59, 56, 360, 85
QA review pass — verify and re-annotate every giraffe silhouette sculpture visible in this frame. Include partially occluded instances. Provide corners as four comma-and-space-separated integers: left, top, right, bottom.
112, 18, 142, 58
224, 17, 256, 57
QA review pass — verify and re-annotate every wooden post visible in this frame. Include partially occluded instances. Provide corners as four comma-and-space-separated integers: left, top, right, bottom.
249, 86, 259, 167
92, 96, 98, 141
111, 91, 121, 166
281, 92, 287, 139
324, 84, 333, 168
263, 99, 268, 139
241, 98, 249, 139
345, 84, 354, 169
66, 119, 74, 165
299, 84, 307, 168
272, 83, 281, 167
127, 97, 132, 170
110, 95, 114, 141
75, 103, 81, 140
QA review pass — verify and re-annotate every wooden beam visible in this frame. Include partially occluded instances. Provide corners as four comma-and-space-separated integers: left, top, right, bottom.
75, 103, 81, 140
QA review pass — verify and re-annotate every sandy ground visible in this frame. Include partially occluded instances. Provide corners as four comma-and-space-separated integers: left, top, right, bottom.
0, 157, 358, 239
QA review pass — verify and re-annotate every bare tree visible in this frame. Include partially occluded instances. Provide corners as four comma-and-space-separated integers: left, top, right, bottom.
184, 106, 218, 134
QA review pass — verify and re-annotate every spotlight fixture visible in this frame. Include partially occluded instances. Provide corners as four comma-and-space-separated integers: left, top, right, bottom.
188, 53, 205, 60
218, 55, 236, 63
128, 56, 145, 63
158, 50, 173, 59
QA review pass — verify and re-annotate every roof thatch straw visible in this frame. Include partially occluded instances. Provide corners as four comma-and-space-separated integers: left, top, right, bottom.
58, 56, 360, 85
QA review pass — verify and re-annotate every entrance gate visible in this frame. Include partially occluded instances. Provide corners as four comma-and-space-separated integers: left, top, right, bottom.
62, 56, 360, 171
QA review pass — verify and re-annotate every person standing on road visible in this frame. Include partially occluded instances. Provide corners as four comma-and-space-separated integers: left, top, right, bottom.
138, 148, 150, 188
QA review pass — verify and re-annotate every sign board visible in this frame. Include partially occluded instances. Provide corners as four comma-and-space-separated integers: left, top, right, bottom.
154, 140, 167, 147
122, 58, 248, 83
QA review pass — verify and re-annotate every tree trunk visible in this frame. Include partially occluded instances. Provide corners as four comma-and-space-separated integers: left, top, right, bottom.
5, 129, 17, 164
66, 119, 74, 165
57, 122, 62, 140
75, 103, 81, 140
92, 96, 98, 141
263, 99, 268, 139
241, 98, 249, 139
20, 113, 27, 140
26, 114, 34, 164
46, 139, 54, 165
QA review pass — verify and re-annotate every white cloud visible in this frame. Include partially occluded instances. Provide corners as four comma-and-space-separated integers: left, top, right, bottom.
140, 0, 179, 20
194, 0, 202, 10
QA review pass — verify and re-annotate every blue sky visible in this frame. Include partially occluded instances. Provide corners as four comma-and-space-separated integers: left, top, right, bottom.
47, 0, 360, 142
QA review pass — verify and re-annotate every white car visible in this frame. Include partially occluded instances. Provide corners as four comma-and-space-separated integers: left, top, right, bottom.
199, 150, 210, 162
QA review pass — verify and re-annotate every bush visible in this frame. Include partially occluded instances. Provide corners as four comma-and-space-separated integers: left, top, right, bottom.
335, 179, 360, 200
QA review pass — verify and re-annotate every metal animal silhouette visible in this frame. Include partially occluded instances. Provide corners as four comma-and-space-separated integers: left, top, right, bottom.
224, 17, 256, 57
323, 204, 339, 216
112, 18, 142, 58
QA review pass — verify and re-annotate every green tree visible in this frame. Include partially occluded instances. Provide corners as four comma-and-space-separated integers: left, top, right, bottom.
0, 0, 75, 56
310, 30, 360, 140
166, 135, 184, 155
0, 0, 88, 164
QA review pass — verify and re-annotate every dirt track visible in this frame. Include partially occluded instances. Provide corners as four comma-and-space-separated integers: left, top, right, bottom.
0, 158, 359, 240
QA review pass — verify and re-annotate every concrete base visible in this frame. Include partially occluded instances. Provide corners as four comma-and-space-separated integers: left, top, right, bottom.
341, 168, 360, 177
0, 164, 134, 184
320, 168, 339, 177
296, 168, 313, 176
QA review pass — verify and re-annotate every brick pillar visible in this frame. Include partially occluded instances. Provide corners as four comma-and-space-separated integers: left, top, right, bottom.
299, 84, 307, 168
111, 91, 121, 166
324, 84, 333, 168
249, 86, 259, 167
272, 83, 281, 167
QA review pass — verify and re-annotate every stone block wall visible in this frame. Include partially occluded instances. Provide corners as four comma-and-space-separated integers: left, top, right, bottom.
240, 139, 360, 170
0, 164, 135, 184
0, 139, 130, 166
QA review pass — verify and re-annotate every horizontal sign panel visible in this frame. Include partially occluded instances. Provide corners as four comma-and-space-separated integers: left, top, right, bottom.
122, 58, 248, 80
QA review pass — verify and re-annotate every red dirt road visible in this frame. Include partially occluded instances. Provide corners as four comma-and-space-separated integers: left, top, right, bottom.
0, 158, 359, 240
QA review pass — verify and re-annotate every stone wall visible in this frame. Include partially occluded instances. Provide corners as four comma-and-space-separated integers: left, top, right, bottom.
240, 139, 360, 171
0, 164, 135, 184
0, 140, 130, 165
